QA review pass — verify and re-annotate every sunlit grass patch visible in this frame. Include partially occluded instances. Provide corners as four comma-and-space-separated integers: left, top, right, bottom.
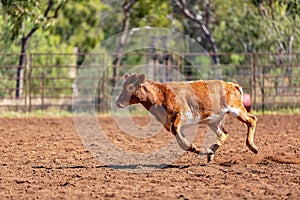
252, 108, 300, 115
0, 108, 73, 118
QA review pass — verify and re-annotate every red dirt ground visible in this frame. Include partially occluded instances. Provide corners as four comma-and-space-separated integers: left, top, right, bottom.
0, 114, 299, 199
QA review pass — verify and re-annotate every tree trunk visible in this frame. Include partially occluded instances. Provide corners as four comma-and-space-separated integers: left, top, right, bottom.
113, 0, 137, 85
287, 35, 293, 88
174, 0, 219, 65
15, 0, 63, 98
15, 26, 38, 98
15, 38, 26, 98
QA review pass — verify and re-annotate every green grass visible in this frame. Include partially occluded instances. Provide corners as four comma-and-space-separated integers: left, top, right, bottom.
252, 108, 300, 115
0, 109, 73, 118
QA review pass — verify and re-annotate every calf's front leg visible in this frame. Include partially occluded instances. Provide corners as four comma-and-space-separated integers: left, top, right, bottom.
207, 122, 229, 162
171, 115, 213, 157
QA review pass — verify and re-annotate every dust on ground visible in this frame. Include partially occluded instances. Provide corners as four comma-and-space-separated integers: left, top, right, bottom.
0, 115, 299, 199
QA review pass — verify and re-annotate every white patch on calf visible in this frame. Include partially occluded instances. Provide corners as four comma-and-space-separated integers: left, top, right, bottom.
227, 106, 240, 118
180, 110, 202, 129
206, 111, 226, 125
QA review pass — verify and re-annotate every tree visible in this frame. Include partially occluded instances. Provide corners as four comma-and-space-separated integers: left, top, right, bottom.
1, 0, 65, 98
51, 0, 105, 54
212, 0, 300, 53
130, 0, 172, 28
109, 0, 172, 84
113, 0, 137, 85
213, 4, 264, 53
251, 0, 300, 87
173, 0, 220, 64
251, 0, 300, 53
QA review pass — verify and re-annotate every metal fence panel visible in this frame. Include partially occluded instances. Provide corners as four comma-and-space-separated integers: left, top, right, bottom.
0, 52, 299, 112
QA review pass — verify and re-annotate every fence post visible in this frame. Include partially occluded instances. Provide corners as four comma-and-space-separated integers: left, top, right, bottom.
24, 53, 28, 111
251, 53, 257, 110
28, 54, 33, 112
41, 71, 45, 111
262, 60, 265, 113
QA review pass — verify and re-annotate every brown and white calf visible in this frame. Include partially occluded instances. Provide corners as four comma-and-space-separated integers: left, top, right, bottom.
116, 74, 258, 162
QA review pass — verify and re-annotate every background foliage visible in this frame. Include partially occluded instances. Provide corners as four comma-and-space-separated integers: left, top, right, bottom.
0, 0, 299, 111
1, 0, 299, 55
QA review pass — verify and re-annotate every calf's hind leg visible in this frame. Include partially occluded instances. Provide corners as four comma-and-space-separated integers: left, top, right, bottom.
241, 112, 258, 154
230, 109, 258, 154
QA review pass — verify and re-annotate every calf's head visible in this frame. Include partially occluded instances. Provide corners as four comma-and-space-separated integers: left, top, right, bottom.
115, 73, 146, 108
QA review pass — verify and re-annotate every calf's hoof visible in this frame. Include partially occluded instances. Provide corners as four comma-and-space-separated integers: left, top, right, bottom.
207, 153, 214, 162
197, 148, 214, 162
246, 142, 258, 154
198, 147, 214, 156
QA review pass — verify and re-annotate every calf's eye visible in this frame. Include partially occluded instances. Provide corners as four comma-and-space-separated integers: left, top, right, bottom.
127, 85, 134, 92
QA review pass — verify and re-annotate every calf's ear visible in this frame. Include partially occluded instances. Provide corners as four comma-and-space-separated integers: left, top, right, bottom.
125, 74, 129, 80
138, 73, 146, 83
